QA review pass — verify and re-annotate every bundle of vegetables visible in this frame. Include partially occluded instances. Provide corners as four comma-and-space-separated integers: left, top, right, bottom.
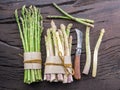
44, 20, 74, 83
15, 5, 43, 84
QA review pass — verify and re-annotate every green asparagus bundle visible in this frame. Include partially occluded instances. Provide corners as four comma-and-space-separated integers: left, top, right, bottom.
44, 20, 73, 83
15, 5, 43, 84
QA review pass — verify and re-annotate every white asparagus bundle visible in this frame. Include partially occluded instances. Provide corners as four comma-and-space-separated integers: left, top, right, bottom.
44, 20, 73, 83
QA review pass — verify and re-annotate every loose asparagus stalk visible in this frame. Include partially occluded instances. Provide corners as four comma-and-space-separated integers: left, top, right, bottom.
47, 3, 94, 27
47, 16, 94, 24
92, 29, 105, 77
82, 26, 91, 75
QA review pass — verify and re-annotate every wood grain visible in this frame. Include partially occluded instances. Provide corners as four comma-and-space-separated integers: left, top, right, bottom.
0, 0, 120, 90
74, 55, 81, 79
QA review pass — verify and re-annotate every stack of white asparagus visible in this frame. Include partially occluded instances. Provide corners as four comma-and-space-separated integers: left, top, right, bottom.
44, 20, 73, 83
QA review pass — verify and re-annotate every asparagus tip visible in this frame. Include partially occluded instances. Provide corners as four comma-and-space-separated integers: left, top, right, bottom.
68, 23, 73, 27
52, 2, 56, 5
29, 5, 33, 9
101, 28, 105, 33
51, 20, 56, 30
15, 9, 18, 14
91, 24, 94, 28
51, 20, 54, 23
22, 5, 26, 9
60, 24, 66, 30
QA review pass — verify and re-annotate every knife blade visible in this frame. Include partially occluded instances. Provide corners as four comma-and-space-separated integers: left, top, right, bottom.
74, 28, 83, 79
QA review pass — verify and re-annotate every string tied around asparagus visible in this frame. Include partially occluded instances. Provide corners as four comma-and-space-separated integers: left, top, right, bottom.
58, 51, 74, 76
24, 59, 42, 64
45, 51, 74, 76
19, 53, 42, 64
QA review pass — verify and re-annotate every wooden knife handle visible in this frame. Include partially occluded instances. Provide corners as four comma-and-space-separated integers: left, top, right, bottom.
74, 55, 81, 79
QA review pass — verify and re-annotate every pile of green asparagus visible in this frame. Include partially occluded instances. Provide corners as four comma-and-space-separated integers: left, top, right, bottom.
15, 5, 43, 84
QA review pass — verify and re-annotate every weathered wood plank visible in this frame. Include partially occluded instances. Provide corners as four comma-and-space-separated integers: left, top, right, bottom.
0, 0, 120, 90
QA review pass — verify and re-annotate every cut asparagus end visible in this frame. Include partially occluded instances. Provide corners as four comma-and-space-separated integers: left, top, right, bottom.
57, 74, 64, 81
50, 74, 56, 82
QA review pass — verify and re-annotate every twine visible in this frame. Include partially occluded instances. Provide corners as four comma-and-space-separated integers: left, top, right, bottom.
45, 52, 74, 75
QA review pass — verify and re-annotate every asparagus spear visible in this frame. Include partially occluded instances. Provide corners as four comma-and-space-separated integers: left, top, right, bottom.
47, 3, 94, 27
46, 28, 57, 82
44, 36, 49, 80
60, 24, 70, 56
66, 23, 73, 37
92, 29, 105, 77
69, 36, 72, 55
56, 31, 64, 55
47, 16, 94, 24
47, 29, 54, 56
51, 21, 61, 82
82, 26, 91, 75
51, 20, 58, 56
15, 9, 26, 51
56, 31, 65, 82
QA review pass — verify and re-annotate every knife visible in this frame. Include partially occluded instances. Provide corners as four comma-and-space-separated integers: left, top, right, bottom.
74, 29, 83, 79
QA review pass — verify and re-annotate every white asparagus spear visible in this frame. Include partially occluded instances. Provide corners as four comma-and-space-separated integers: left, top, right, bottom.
60, 24, 70, 56
56, 31, 64, 55
69, 35, 72, 55
92, 29, 105, 77
60, 24, 73, 83
58, 29, 64, 81
44, 36, 48, 80
82, 26, 91, 75
50, 21, 58, 82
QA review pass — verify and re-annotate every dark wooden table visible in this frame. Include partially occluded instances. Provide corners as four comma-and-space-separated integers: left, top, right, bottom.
0, 0, 120, 90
